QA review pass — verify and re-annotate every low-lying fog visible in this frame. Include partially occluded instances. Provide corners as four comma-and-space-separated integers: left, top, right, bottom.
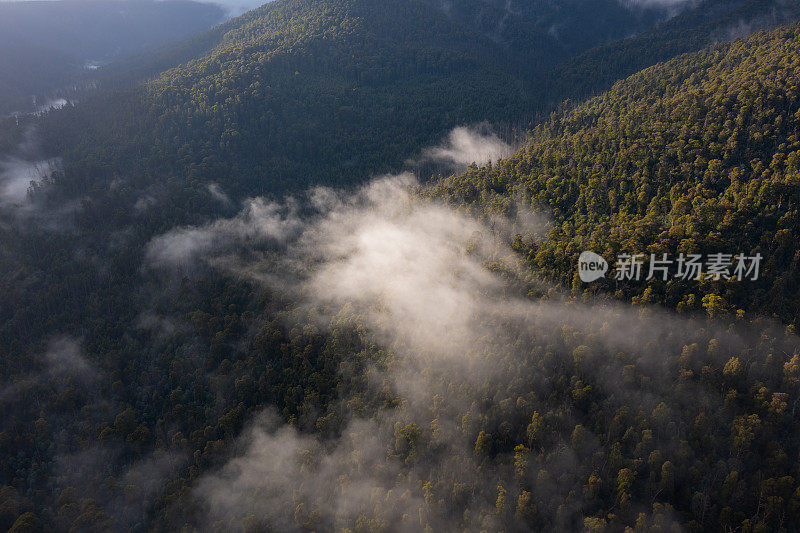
0, 157, 59, 208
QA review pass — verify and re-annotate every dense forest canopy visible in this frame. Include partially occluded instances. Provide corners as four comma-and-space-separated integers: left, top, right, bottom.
0, 0, 799, 531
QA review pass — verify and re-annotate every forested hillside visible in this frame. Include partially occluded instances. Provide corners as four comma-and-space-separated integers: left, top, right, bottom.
37, 0, 681, 202
1, 1, 800, 532
432, 23, 800, 322
34, 0, 800, 203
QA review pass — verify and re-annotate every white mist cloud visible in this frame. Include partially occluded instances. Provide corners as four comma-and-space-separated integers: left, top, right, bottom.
35, 97, 69, 115
418, 126, 514, 168
146, 226, 218, 268
195, 412, 431, 531
135, 311, 182, 340
145, 123, 522, 270
0, 336, 95, 402
134, 192, 159, 212
207, 182, 232, 205
145, 197, 303, 269
0, 157, 59, 208
296, 174, 508, 357
0, 124, 76, 230
174, 174, 538, 529
42, 336, 94, 379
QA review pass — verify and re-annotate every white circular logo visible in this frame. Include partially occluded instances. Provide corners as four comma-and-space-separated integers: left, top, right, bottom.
578, 251, 608, 282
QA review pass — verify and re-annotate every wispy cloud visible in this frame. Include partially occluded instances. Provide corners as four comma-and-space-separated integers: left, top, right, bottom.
0, 336, 95, 402
0, 157, 59, 208
416, 125, 514, 168
145, 197, 303, 269
207, 182, 232, 206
